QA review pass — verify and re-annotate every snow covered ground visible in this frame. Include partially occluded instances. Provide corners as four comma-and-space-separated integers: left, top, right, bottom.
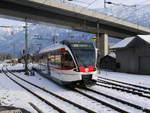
0, 72, 57, 113
0, 63, 150, 113
100, 70, 150, 88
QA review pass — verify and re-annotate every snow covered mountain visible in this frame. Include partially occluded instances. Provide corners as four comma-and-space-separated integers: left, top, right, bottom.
0, 24, 95, 57
96, 4, 150, 27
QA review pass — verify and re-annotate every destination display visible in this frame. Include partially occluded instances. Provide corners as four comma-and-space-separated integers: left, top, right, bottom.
71, 43, 92, 48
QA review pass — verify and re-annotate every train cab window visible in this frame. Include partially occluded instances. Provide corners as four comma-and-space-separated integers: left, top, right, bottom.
61, 52, 75, 68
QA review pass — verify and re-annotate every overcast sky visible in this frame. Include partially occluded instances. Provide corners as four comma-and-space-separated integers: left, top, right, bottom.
0, 0, 150, 26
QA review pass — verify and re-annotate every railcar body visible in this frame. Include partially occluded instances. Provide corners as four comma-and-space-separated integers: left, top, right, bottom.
34, 40, 97, 87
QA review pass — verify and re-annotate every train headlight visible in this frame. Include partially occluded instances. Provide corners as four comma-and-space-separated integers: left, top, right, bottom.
85, 68, 89, 72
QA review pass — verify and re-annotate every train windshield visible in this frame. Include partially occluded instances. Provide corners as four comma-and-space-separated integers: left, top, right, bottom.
70, 43, 95, 67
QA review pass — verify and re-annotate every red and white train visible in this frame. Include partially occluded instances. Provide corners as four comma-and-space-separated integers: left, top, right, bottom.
34, 40, 97, 87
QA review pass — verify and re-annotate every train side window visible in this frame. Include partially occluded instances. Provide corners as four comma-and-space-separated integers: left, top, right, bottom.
55, 55, 61, 66
48, 53, 55, 65
48, 51, 61, 66
61, 52, 75, 68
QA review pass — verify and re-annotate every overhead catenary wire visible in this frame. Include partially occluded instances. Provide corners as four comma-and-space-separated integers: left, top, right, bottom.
66, 0, 99, 8
116, 3, 149, 26
86, 0, 98, 8
68, 0, 89, 5
104, 1, 143, 25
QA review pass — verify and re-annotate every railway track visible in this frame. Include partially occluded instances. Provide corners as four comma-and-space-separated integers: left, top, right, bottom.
2, 68, 66, 113
5, 68, 150, 113
73, 88, 130, 113
34, 69, 150, 113
97, 82, 150, 99
3, 68, 96, 113
98, 79, 150, 94
99, 76, 150, 91
35, 69, 131, 112
7, 69, 130, 113
97, 77, 150, 99
98, 77, 150, 94
84, 88, 150, 113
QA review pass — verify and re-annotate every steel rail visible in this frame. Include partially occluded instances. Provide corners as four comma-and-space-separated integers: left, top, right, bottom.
96, 83, 150, 99
7, 68, 128, 113
73, 88, 129, 113
98, 79, 150, 95
98, 76, 150, 91
85, 88, 150, 113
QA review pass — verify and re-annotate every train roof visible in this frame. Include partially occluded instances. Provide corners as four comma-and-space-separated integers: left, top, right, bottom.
39, 43, 65, 54
39, 40, 94, 54
60, 40, 93, 45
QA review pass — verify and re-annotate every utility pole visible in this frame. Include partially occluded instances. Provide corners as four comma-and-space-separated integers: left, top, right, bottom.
24, 18, 29, 75
96, 22, 100, 51
104, 0, 106, 8
96, 22, 100, 71
11, 31, 16, 58
13, 41, 15, 57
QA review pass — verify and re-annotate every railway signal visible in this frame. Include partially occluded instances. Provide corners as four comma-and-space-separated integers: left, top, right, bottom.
92, 36, 96, 40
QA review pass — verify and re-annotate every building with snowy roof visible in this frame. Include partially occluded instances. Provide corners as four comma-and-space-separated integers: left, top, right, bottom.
111, 35, 150, 74
100, 54, 117, 71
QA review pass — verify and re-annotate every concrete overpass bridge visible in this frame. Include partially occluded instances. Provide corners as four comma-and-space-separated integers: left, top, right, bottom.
0, 0, 150, 57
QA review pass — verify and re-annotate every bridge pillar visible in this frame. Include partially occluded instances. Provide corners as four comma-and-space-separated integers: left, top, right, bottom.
96, 33, 108, 69
96, 33, 109, 58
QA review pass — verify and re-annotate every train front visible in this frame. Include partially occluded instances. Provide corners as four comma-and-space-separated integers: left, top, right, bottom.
67, 41, 97, 86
